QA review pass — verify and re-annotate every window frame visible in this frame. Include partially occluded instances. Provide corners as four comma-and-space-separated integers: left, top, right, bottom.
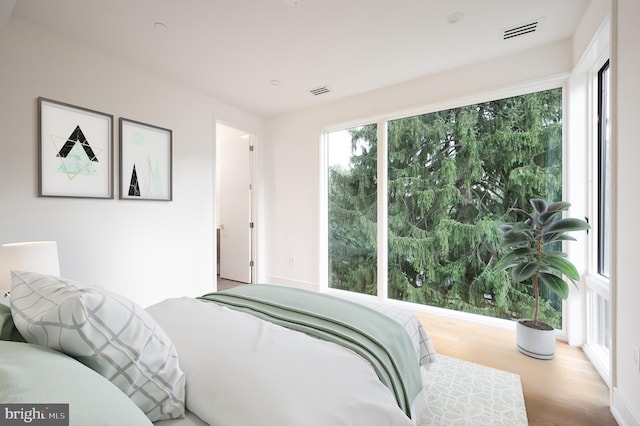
596, 60, 611, 278
321, 77, 572, 334
583, 57, 612, 386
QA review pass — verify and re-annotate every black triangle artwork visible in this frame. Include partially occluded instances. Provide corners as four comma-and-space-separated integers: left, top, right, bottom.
56, 125, 99, 162
128, 164, 141, 196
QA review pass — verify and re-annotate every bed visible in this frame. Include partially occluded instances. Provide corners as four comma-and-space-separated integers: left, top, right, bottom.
1, 271, 436, 426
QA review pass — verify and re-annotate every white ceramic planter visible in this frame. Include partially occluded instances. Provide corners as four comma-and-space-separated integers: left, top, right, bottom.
516, 319, 556, 360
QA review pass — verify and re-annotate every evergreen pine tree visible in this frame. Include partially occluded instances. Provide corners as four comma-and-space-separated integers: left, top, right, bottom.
328, 88, 563, 326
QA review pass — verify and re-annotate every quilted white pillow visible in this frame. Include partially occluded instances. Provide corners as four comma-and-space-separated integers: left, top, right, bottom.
9, 271, 185, 422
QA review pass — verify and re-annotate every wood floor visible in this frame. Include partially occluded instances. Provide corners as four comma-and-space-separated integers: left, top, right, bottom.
412, 312, 616, 426
217, 278, 246, 291
217, 279, 616, 425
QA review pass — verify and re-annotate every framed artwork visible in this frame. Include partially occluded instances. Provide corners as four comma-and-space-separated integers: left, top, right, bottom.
38, 97, 114, 198
119, 118, 172, 201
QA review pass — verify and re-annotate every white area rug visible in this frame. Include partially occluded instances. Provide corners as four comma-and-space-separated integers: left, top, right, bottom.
419, 355, 528, 426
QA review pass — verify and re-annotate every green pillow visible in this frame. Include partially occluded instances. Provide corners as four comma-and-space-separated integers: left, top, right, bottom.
0, 341, 152, 426
0, 303, 24, 342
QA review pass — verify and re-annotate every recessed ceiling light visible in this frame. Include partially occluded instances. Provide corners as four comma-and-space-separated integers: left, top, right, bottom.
283, 0, 301, 6
447, 12, 464, 24
270, 79, 282, 86
154, 22, 168, 30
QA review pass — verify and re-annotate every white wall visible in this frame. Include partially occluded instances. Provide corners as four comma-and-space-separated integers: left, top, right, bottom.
0, 18, 263, 307
611, 0, 640, 423
263, 39, 574, 289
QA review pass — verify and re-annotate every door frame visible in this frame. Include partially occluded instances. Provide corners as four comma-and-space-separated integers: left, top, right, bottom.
214, 119, 261, 286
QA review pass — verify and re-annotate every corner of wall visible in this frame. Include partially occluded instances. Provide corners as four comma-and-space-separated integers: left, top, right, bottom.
611, 386, 640, 426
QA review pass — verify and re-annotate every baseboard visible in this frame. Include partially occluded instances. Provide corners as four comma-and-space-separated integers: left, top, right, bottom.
263, 275, 318, 292
582, 343, 611, 388
611, 386, 640, 426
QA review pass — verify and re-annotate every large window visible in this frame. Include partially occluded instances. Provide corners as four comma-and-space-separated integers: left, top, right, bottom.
326, 88, 564, 326
327, 125, 378, 295
584, 60, 611, 384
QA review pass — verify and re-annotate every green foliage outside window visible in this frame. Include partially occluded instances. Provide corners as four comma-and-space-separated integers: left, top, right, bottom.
328, 124, 379, 296
328, 88, 564, 327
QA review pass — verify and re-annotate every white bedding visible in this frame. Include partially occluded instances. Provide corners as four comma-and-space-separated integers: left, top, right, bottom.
345, 297, 436, 367
147, 297, 423, 426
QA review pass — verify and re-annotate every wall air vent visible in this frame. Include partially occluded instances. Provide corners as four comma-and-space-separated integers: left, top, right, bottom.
310, 86, 331, 96
503, 18, 543, 40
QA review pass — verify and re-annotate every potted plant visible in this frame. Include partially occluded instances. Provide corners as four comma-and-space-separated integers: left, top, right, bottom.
497, 198, 590, 359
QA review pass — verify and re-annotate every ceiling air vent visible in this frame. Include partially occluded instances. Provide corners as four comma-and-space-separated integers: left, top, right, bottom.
503, 18, 542, 40
310, 86, 331, 96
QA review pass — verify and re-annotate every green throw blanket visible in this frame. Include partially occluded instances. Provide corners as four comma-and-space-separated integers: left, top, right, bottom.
198, 285, 422, 417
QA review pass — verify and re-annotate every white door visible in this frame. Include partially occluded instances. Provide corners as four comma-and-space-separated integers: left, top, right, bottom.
217, 124, 253, 283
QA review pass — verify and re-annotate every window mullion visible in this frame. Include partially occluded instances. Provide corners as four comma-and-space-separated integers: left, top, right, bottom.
377, 120, 388, 301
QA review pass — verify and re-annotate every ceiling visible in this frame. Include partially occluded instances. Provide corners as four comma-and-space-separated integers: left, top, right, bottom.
10, 0, 592, 117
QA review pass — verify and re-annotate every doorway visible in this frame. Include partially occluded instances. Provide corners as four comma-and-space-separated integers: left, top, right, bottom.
216, 123, 254, 284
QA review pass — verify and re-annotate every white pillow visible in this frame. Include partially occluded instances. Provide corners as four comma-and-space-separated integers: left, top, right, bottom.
9, 271, 185, 422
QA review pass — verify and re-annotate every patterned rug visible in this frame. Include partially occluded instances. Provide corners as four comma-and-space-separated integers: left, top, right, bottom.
418, 355, 528, 426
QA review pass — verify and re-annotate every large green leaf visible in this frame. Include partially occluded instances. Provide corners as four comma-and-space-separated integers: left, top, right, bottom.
500, 232, 531, 248
530, 199, 548, 214
542, 233, 577, 244
538, 210, 562, 225
546, 201, 571, 213
512, 261, 539, 283
545, 218, 590, 234
542, 252, 580, 281
538, 272, 570, 298
541, 250, 568, 258
507, 222, 533, 233
542, 232, 560, 244
495, 247, 536, 271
